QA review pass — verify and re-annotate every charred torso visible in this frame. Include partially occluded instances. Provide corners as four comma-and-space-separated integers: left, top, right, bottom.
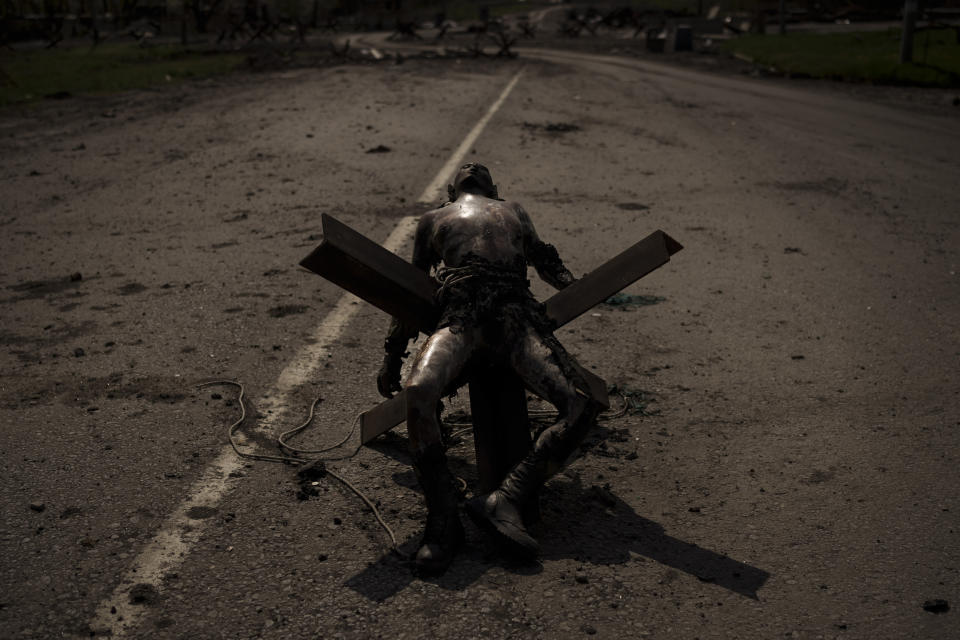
428, 195, 527, 268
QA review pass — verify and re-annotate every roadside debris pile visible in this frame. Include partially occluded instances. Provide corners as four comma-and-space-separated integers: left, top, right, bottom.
244, 39, 522, 71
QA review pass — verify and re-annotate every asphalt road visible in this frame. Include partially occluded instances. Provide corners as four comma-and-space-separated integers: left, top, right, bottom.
1, 43, 958, 639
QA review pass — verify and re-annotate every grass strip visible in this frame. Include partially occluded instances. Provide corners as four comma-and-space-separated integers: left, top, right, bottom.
721, 28, 960, 87
0, 43, 245, 106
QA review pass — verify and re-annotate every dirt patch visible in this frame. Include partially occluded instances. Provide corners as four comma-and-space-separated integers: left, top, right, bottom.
224, 211, 250, 222
268, 304, 310, 318
802, 469, 837, 485
764, 177, 847, 195
185, 506, 218, 520
0, 372, 191, 409
117, 282, 148, 296
616, 202, 649, 211
1, 275, 84, 303
522, 121, 581, 133
0, 320, 99, 347
128, 583, 160, 606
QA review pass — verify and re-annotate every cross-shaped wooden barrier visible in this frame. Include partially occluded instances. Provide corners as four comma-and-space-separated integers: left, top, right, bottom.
301, 214, 682, 491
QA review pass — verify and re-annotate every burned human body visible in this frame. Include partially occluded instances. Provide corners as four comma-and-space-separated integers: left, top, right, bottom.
378, 163, 601, 574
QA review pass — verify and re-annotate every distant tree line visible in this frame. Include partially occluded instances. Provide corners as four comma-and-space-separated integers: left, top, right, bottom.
0, 0, 463, 43
2, 1, 959, 45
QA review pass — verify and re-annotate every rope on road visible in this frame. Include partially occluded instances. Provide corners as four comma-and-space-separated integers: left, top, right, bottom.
199, 382, 637, 555
197, 380, 398, 553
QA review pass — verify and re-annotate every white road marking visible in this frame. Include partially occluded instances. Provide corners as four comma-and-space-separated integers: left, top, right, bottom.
87, 68, 523, 638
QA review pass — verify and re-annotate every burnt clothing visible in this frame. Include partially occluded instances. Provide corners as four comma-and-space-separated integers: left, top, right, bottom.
435, 254, 543, 338
527, 240, 576, 289
382, 240, 573, 356
433, 254, 587, 393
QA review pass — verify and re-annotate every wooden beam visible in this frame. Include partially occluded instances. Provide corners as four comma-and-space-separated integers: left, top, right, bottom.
572, 362, 610, 410
359, 368, 609, 445
356, 231, 679, 443
300, 216, 679, 444
544, 230, 682, 327
299, 214, 439, 333
360, 391, 405, 445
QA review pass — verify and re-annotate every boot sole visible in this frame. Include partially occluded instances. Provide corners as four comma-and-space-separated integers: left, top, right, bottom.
466, 496, 539, 559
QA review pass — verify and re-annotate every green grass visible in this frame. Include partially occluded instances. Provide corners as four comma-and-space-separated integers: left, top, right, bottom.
0, 43, 245, 106
721, 28, 960, 87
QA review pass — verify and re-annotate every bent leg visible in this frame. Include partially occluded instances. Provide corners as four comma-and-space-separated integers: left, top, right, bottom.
509, 328, 600, 473
466, 329, 601, 558
405, 327, 476, 455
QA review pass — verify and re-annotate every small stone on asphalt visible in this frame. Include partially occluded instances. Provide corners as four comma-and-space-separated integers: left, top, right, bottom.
923, 599, 949, 614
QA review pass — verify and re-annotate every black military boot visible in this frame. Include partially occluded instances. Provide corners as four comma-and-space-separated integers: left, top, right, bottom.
412, 444, 464, 576
467, 402, 602, 558
466, 447, 550, 559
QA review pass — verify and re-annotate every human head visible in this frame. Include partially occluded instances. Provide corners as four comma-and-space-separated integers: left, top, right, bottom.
449, 163, 497, 199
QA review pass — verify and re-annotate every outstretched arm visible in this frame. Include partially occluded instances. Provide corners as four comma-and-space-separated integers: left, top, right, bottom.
517, 204, 576, 290
377, 214, 439, 398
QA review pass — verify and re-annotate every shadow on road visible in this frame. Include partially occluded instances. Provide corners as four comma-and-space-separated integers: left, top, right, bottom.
345, 455, 770, 602
539, 473, 770, 599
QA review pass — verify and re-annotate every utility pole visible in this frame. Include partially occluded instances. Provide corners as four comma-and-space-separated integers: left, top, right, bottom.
779, 0, 786, 35
900, 0, 918, 63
